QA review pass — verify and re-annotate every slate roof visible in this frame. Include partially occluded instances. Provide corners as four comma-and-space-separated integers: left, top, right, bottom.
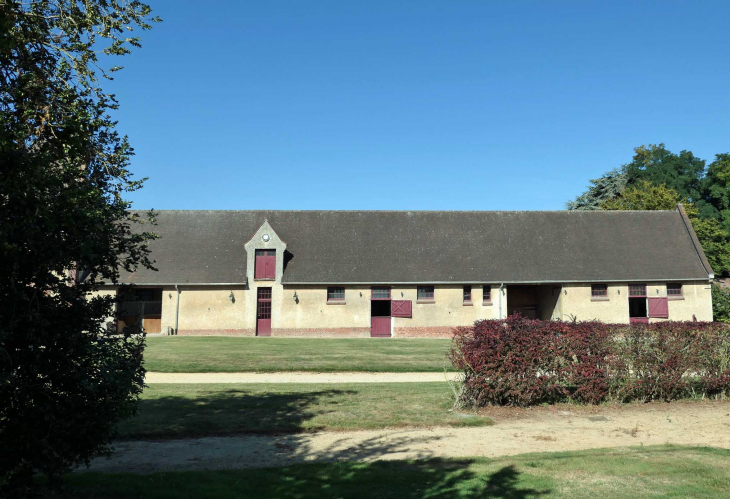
117, 209, 713, 285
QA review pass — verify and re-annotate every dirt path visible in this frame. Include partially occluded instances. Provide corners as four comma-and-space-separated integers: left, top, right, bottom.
86, 400, 730, 473
145, 372, 459, 383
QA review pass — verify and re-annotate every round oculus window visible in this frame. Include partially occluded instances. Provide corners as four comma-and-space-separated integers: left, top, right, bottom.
262, 233, 270, 242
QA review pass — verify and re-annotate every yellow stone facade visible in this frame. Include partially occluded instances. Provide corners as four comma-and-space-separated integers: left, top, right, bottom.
102, 280, 712, 337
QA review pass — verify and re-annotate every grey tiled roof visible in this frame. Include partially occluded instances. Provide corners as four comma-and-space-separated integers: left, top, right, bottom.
118, 209, 712, 285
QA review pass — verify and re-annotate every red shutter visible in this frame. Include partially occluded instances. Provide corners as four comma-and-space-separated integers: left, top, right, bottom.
648, 297, 669, 318
265, 254, 275, 278
391, 300, 412, 318
255, 253, 265, 279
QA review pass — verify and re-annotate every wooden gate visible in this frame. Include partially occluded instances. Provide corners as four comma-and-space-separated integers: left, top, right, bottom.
257, 287, 272, 336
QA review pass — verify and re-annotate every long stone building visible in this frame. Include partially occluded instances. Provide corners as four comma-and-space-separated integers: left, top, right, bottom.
105, 206, 714, 337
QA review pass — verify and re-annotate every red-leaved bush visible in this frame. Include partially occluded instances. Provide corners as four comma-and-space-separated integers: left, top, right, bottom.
450, 316, 730, 407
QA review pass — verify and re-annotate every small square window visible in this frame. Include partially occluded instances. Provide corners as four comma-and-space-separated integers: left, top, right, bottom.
463, 285, 472, 303
483, 286, 491, 303
372, 287, 390, 299
591, 284, 608, 297
417, 286, 434, 301
667, 283, 683, 296
327, 287, 345, 301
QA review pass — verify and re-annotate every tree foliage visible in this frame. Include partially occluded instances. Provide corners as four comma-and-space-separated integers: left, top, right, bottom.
624, 144, 713, 217
706, 153, 730, 230
711, 284, 730, 323
566, 167, 628, 210
0, 0, 160, 492
600, 180, 685, 211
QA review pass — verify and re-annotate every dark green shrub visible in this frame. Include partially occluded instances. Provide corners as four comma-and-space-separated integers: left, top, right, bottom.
712, 284, 730, 323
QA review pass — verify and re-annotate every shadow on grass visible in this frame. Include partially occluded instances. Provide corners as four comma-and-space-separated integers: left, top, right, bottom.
240, 460, 550, 499
93, 389, 551, 497
69, 459, 550, 498
117, 389, 358, 438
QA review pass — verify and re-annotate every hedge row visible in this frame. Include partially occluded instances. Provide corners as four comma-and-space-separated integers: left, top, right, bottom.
450, 316, 730, 407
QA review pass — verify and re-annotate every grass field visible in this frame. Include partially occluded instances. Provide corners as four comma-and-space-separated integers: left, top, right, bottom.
63, 446, 730, 498
143, 337, 454, 372
118, 382, 485, 438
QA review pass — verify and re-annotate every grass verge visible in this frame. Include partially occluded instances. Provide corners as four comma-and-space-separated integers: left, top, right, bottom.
62, 446, 730, 498
143, 337, 454, 373
117, 382, 486, 438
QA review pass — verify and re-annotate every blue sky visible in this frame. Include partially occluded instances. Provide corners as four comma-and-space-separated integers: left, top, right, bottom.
109, 1, 730, 211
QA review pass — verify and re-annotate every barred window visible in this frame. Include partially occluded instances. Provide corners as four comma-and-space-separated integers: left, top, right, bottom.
483, 285, 491, 302
327, 287, 345, 301
463, 285, 472, 303
629, 284, 647, 297
372, 287, 391, 299
591, 284, 608, 297
667, 283, 683, 296
417, 286, 434, 301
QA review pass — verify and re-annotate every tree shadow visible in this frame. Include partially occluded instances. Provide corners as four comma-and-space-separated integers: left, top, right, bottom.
117, 388, 359, 438
242, 459, 550, 499
74, 458, 550, 498
91, 389, 552, 498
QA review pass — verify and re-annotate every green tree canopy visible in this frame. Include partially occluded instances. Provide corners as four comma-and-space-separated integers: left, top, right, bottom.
600, 180, 685, 212
705, 153, 730, 229
566, 167, 628, 210
624, 144, 712, 216
1, 0, 160, 492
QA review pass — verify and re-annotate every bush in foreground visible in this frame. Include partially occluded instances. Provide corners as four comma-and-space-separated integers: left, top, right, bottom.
450, 316, 730, 407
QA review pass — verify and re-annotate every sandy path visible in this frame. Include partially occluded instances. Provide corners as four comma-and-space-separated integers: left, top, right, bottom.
145, 372, 459, 384
86, 401, 730, 473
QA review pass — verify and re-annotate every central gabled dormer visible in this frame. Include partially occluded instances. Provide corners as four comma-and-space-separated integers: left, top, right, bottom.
244, 219, 286, 284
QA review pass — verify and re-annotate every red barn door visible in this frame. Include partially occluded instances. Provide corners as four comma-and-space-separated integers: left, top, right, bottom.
257, 287, 272, 336
370, 286, 392, 337
371, 317, 391, 337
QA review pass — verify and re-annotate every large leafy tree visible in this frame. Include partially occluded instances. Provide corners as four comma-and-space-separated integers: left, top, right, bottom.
624, 144, 713, 217
601, 180, 683, 211
0, 0, 159, 492
705, 153, 730, 230
566, 167, 628, 210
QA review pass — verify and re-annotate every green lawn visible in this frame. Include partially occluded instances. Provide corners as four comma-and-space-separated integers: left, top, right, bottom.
118, 382, 486, 438
63, 446, 730, 498
143, 337, 454, 372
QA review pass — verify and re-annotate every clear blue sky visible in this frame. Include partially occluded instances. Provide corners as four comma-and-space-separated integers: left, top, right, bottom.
109, 0, 730, 211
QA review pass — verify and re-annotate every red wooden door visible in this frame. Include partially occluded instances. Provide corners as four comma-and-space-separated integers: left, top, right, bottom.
371, 317, 391, 337
255, 250, 276, 279
257, 287, 272, 336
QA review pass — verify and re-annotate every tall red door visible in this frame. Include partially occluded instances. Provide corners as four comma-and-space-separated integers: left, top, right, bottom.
371, 317, 391, 337
257, 287, 272, 336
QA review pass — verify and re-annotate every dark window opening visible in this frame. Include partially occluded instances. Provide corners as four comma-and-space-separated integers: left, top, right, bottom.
629, 297, 647, 318
463, 285, 472, 303
327, 287, 345, 301
417, 286, 434, 301
116, 287, 162, 333
483, 286, 491, 302
591, 284, 608, 298
372, 287, 391, 299
371, 299, 391, 317
667, 283, 683, 296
